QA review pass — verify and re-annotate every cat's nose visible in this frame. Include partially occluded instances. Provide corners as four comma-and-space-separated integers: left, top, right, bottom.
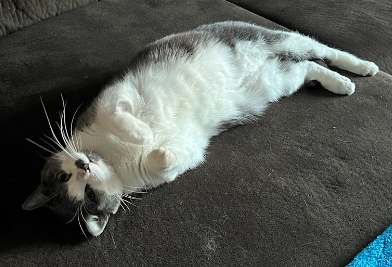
75, 159, 90, 171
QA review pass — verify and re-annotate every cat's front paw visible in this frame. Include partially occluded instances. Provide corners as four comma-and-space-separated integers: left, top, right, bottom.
147, 148, 176, 171
110, 111, 153, 145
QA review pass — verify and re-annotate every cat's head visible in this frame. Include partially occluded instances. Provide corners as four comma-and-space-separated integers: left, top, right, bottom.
23, 149, 123, 237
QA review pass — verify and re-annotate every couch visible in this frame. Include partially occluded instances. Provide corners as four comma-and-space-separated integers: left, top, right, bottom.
1, 0, 391, 266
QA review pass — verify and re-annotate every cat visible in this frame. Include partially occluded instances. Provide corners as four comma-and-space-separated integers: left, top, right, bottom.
22, 21, 379, 237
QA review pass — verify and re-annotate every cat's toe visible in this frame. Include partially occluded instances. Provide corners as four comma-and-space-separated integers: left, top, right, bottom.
341, 78, 356, 95
357, 61, 379, 76
327, 75, 355, 95
366, 62, 379, 76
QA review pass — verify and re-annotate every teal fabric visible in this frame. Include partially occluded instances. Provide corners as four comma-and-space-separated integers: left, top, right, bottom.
348, 225, 392, 267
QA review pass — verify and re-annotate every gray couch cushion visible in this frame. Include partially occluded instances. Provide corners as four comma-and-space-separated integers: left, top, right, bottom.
1, 0, 391, 266
0, 0, 99, 37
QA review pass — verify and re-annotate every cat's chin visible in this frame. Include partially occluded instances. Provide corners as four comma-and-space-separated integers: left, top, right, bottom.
84, 213, 110, 237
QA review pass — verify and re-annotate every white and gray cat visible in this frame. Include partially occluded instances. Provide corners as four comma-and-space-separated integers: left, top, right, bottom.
22, 21, 379, 237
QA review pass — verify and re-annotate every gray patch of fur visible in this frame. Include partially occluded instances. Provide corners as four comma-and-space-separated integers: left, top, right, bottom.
128, 31, 212, 72
84, 184, 119, 216
194, 21, 287, 48
276, 50, 318, 63
38, 153, 119, 221
127, 21, 288, 74
75, 101, 97, 131
323, 58, 332, 65
39, 157, 80, 220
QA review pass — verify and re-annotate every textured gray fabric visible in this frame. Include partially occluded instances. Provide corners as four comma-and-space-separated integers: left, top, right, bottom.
0, 0, 99, 37
0, 0, 391, 266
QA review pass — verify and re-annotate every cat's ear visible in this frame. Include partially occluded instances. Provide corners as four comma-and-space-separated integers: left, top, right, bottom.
110, 111, 153, 145
84, 213, 110, 237
22, 183, 56, 210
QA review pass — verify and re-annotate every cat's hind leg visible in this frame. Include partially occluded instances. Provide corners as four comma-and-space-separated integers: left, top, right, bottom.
304, 61, 356, 95
273, 31, 379, 76
320, 45, 379, 76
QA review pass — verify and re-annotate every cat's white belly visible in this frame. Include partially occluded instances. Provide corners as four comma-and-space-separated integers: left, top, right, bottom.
77, 36, 317, 190
79, 42, 275, 189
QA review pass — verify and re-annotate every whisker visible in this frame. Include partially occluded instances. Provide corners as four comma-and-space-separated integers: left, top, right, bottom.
118, 201, 126, 211
43, 134, 63, 149
37, 154, 47, 161
56, 118, 76, 156
123, 190, 148, 195
77, 206, 89, 241
40, 97, 74, 158
70, 103, 84, 150
119, 199, 129, 211
39, 137, 60, 153
84, 205, 96, 218
119, 198, 131, 211
110, 232, 117, 249
122, 192, 144, 203
112, 195, 130, 211
60, 96, 78, 154
121, 196, 138, 208
83, 206, 92, 216
121, 188, 136, 195
65, 210, 79, 224
26, 138, 57, 155
43, 134, 75, 160
122, 185, 148, 191
52, 154, 66, 161
121, 188, 148, 199
122, 192, 139, 198
122, 201, 131, 211
71, 133, 81, 153
121, 192, 137, 198
94, 171, 106, 182
77, 133, 83, 151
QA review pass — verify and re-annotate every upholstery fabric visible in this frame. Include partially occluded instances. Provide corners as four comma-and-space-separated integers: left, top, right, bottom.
0, 0, 391, 266
0, 0, 99, 37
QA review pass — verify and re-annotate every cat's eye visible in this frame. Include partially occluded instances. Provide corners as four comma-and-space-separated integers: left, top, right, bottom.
85, 185, 96, 202
56, 172, 71, 183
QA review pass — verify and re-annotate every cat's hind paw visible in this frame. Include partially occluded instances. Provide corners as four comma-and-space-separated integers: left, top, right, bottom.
355, 61, 379, 76
337, 76, 356, 95
324, 74, 356, 95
